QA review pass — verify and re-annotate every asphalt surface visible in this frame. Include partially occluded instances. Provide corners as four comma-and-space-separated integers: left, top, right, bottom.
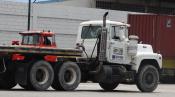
0, 83, 175, 97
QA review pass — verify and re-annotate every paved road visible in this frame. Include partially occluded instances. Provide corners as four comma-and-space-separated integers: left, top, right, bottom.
0, 83, 175, 97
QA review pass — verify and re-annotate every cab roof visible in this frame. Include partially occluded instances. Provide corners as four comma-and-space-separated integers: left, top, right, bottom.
19, 31, 55, 36
80, 20, 130, 27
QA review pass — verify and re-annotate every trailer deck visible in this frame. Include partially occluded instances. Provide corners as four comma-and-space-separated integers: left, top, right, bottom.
0, 45, 82, 57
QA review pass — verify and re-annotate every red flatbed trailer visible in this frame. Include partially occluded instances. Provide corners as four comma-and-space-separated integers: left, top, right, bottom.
0, 31, 82, 91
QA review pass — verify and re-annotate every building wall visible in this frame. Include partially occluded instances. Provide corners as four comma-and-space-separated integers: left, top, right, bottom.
0, 0, 27, 45
0, 0, 140, 48
44, 0, 96, 8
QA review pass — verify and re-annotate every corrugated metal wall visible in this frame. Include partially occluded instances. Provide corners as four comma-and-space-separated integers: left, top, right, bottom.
128, 14, 157, 51
157, 15, 175, 59
128, 14, 175, 59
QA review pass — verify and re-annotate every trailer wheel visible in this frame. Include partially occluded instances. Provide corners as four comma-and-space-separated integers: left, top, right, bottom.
28, 60, 54, 91
99, 82, 119, 91
52, 61, 81, 91
136, 65, 159, 92
0, 58, 17, 89
0, 77, 17, 89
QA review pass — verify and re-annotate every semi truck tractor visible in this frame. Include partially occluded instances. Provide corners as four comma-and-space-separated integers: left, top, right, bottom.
0, 12, 162, 92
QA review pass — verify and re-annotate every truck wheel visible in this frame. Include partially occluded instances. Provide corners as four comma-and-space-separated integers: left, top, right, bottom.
136, 65, 159, 92
28, 60, 54, 91
0, 77, 17, 89
52, 61, 81, 91
0, 70, 17, 89
99, 82, 119, 91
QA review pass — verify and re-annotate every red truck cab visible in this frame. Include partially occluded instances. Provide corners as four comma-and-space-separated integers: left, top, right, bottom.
11, 31, 57, 62
19, 31, 56, 48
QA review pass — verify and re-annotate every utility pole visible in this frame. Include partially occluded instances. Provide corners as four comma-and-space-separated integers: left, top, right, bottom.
28, 0, 31, 31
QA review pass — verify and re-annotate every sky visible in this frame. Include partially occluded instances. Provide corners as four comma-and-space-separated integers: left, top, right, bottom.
5, 0, 49, 2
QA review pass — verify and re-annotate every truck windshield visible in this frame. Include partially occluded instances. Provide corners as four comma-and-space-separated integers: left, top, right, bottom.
22, 35, 39, 45
81, 26, 102, 39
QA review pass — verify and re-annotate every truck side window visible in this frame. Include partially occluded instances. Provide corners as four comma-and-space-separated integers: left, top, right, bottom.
111, 26, 120, 40
22, 35, 39, 45
44, 36, 51, 45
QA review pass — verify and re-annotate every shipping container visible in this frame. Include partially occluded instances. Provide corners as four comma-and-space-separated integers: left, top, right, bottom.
128, 14, 157, 51
128, 14, 175, 82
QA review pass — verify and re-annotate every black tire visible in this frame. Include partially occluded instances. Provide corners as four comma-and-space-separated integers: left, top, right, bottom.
136, 65, 159, 92
52, 61, 81, 91
0, 71, 17, 89
0, 58, 17, 89
99, 82, 119, 91
0, 77, 17, 89
28, 60, 54, 91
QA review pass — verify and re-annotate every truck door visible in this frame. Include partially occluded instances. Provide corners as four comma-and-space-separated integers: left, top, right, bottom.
109, 26, 127, 64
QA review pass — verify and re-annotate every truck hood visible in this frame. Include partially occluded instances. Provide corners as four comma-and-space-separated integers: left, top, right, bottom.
137, 44, 154, 54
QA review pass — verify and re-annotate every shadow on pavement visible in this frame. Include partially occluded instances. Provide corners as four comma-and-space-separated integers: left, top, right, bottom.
0, 89, 160, 93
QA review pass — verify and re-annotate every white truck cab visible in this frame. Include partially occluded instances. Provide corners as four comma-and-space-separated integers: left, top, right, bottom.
76, 20, 162, 70
76, 20, 162, 92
